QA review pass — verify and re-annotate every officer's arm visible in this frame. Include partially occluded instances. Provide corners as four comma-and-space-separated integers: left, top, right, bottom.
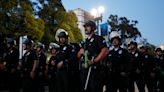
94, 47, 109, 63
94, 36, 109, 63
77, 48, 84, 59
32, 60, 39, 72
45, 61, 49, 76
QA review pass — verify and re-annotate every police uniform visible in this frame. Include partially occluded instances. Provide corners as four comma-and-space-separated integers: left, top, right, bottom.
37, 51, 47, 92
46, 43, 59, 92
106, 47, 130, 92
0, 33, 4, 62
47, 55, 58, 92
21, 39, 38, 92
55, 43, 75, 92
70, 43, 81, 92
4, 47, 20, 92
154, 49, 164, 92
141, 51, 156, 92
54, 30, 76, 92
80, 34, 107, 92
0, 38, 6, 90
128, 42, 145, 92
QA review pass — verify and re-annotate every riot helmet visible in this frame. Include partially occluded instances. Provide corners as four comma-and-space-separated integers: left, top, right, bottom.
58, 31, 68, 39
5, 37, 15, 45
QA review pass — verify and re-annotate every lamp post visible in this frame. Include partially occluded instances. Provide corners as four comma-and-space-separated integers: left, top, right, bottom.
91, 6, 105, 36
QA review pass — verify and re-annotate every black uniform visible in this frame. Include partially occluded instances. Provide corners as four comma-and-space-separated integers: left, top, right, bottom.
70, 43, 81, 92
4, 48, 20, 92
0, 42, 7, 90
55, 44, 75, 92
47, 55, 57, 92
21, 49, 38, 92
106, 47, 130, 92
37, 52, 47, 92
80, 34, 107, 92
154, 54, 164, 92
128, 51, 145, 92
141, 53, 157, 92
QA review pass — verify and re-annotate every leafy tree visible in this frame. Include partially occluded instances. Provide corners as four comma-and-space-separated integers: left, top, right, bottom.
34, 0, 82, 46
108, 14, 141, 45
55, 11, 82, 43
0, 0, 45, 42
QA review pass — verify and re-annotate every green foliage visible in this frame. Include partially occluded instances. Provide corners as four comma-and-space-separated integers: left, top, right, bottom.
55, 11, 82, 43
0, 0, 45, 42
0, 0, 82, 46
108, 14, 141, 40
37, 0, 82, 45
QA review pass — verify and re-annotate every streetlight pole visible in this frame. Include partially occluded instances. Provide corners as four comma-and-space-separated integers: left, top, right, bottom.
91, 6, 104, 36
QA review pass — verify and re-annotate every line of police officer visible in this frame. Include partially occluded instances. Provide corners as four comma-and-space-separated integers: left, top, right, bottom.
0, 20, 164, 92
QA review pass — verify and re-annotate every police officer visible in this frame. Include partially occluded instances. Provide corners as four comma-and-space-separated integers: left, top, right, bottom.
106, 31, 130, 92
128, 41, 145, 92
3, 38, 20, 92
21, 38, 39, 92
154, 48, 164, 92
0, 33, 6, 90
35, 42, 47, 92
139, 46, 156, 92
0, 32, 5, 63
45, 43, 59, 92
70, 43, 81, 92
77, 20, 108, 92
55, 30, 76, 92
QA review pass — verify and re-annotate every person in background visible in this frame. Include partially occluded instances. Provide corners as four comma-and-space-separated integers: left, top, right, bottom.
154, 48, 164, 92
35, 42, 47, 92
4, 37, 20, 92
45, 42, 59, 92
106, 31, 130, 92
55, 30, 75, 92
128, 41, 145, 92
21, 38, 39, 92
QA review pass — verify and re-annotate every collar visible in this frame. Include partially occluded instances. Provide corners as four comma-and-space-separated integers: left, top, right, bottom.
86, 34, 95, 40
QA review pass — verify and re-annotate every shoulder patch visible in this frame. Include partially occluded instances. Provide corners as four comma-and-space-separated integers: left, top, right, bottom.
135, 53, 138, 57
119, 50, 122, 54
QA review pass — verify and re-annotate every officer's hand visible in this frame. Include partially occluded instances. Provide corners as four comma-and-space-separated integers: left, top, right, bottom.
57, 61, 64, 69
0, 63, 6, 71
30, 71, 35, 79
136, 68, 140, 74
51, 60, 56, 66
0, 63, 4, 70
78, 48, 84, 58
44, 70, 48, 77
17, 61, 21, 70
88, 60, 94, 66
120, 72, 127, 77
17, 66, 21, 70
11, 68, 16, 73
150, 72, 156, 78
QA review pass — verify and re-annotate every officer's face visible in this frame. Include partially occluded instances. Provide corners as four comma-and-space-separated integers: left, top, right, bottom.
23, 44, 30, 50
112, 38, 120, 47
6, 43, 11, 49
23, 44, 26, 50
156, 51, 162, 56
129, 44, 136, 50
51, 48, 57, 54
84, 26, 92, 35
36, 47, 41, 52
59, 37, 66, 44
139, 48, 146, 53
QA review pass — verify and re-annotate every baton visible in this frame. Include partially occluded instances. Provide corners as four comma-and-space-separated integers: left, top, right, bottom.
84, 66, 92, 90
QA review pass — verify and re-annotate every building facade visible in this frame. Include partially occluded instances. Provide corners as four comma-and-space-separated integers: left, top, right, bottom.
73, 8, 94, 39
